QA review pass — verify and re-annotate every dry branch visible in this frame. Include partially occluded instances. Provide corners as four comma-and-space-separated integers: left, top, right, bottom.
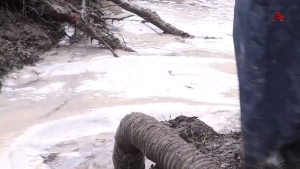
106, 0, 194, 38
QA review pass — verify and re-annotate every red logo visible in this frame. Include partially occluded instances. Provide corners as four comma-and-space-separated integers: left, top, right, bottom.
272, 12, 285, 21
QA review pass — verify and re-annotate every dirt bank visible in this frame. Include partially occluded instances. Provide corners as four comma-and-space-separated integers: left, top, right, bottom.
150, 115, 242, 169
0, 8, 61, 91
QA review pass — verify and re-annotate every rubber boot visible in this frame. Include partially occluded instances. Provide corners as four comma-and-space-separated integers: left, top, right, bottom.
239, 144, 285, 169
280, 140, 300, 169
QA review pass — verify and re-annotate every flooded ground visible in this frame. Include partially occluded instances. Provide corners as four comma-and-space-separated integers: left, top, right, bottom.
0, 0, 238, 168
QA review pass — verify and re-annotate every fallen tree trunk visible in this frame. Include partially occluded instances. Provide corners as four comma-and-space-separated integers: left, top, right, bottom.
106, 0, 193, 38
113, 112, 220, 169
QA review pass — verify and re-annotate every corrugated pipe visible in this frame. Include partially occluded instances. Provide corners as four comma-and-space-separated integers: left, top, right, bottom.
113, 112, 220, 169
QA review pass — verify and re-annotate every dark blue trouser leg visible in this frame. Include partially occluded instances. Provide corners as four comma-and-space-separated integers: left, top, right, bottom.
233, 0, 300, 166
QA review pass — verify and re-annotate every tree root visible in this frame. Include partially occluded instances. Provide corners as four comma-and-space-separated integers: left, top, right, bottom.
106, 0, 194, 38
34, 0, 128, 57
113, 112, 220, 169
1, 0, 193, 58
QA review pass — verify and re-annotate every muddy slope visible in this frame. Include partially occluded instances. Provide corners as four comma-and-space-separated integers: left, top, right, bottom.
150, 116, 242, 169
0, 9, 61, 91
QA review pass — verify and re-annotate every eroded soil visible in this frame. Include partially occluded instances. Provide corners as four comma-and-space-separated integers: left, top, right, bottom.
0, 8, 61, 90
151, 115, 242, 169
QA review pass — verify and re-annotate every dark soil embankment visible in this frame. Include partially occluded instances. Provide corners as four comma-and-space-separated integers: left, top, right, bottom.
164, 116, 242, 168
151, 116, 242, 169
0, 8, 61, 91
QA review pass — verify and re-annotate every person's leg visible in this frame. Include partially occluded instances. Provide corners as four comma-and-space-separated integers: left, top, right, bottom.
234, 0, 278, 165
233, 0, 300, 167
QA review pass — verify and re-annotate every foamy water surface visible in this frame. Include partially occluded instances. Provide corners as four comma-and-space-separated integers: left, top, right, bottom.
0, 0, 237, 168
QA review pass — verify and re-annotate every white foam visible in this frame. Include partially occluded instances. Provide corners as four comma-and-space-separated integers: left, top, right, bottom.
74, 56, 237, 104
0, 0, 237, 168
0, 103, 240, 169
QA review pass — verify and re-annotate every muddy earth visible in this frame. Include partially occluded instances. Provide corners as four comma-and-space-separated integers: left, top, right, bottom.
0, 8, 61, 90
148, 115, 242, 169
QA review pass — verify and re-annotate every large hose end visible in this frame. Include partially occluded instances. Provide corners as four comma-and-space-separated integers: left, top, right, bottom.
112, 112, 220, 169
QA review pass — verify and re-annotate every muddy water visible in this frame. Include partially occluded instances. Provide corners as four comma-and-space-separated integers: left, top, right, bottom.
0, 0, 237, 168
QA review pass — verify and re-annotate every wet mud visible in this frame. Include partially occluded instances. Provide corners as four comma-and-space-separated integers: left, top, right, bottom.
0, 9, 61, 90
151, 115, 242, 169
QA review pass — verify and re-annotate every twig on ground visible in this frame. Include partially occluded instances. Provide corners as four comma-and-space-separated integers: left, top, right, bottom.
103, 14, 134, 24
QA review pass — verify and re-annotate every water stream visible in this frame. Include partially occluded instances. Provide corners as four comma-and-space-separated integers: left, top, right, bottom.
0, 0, 238, 168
